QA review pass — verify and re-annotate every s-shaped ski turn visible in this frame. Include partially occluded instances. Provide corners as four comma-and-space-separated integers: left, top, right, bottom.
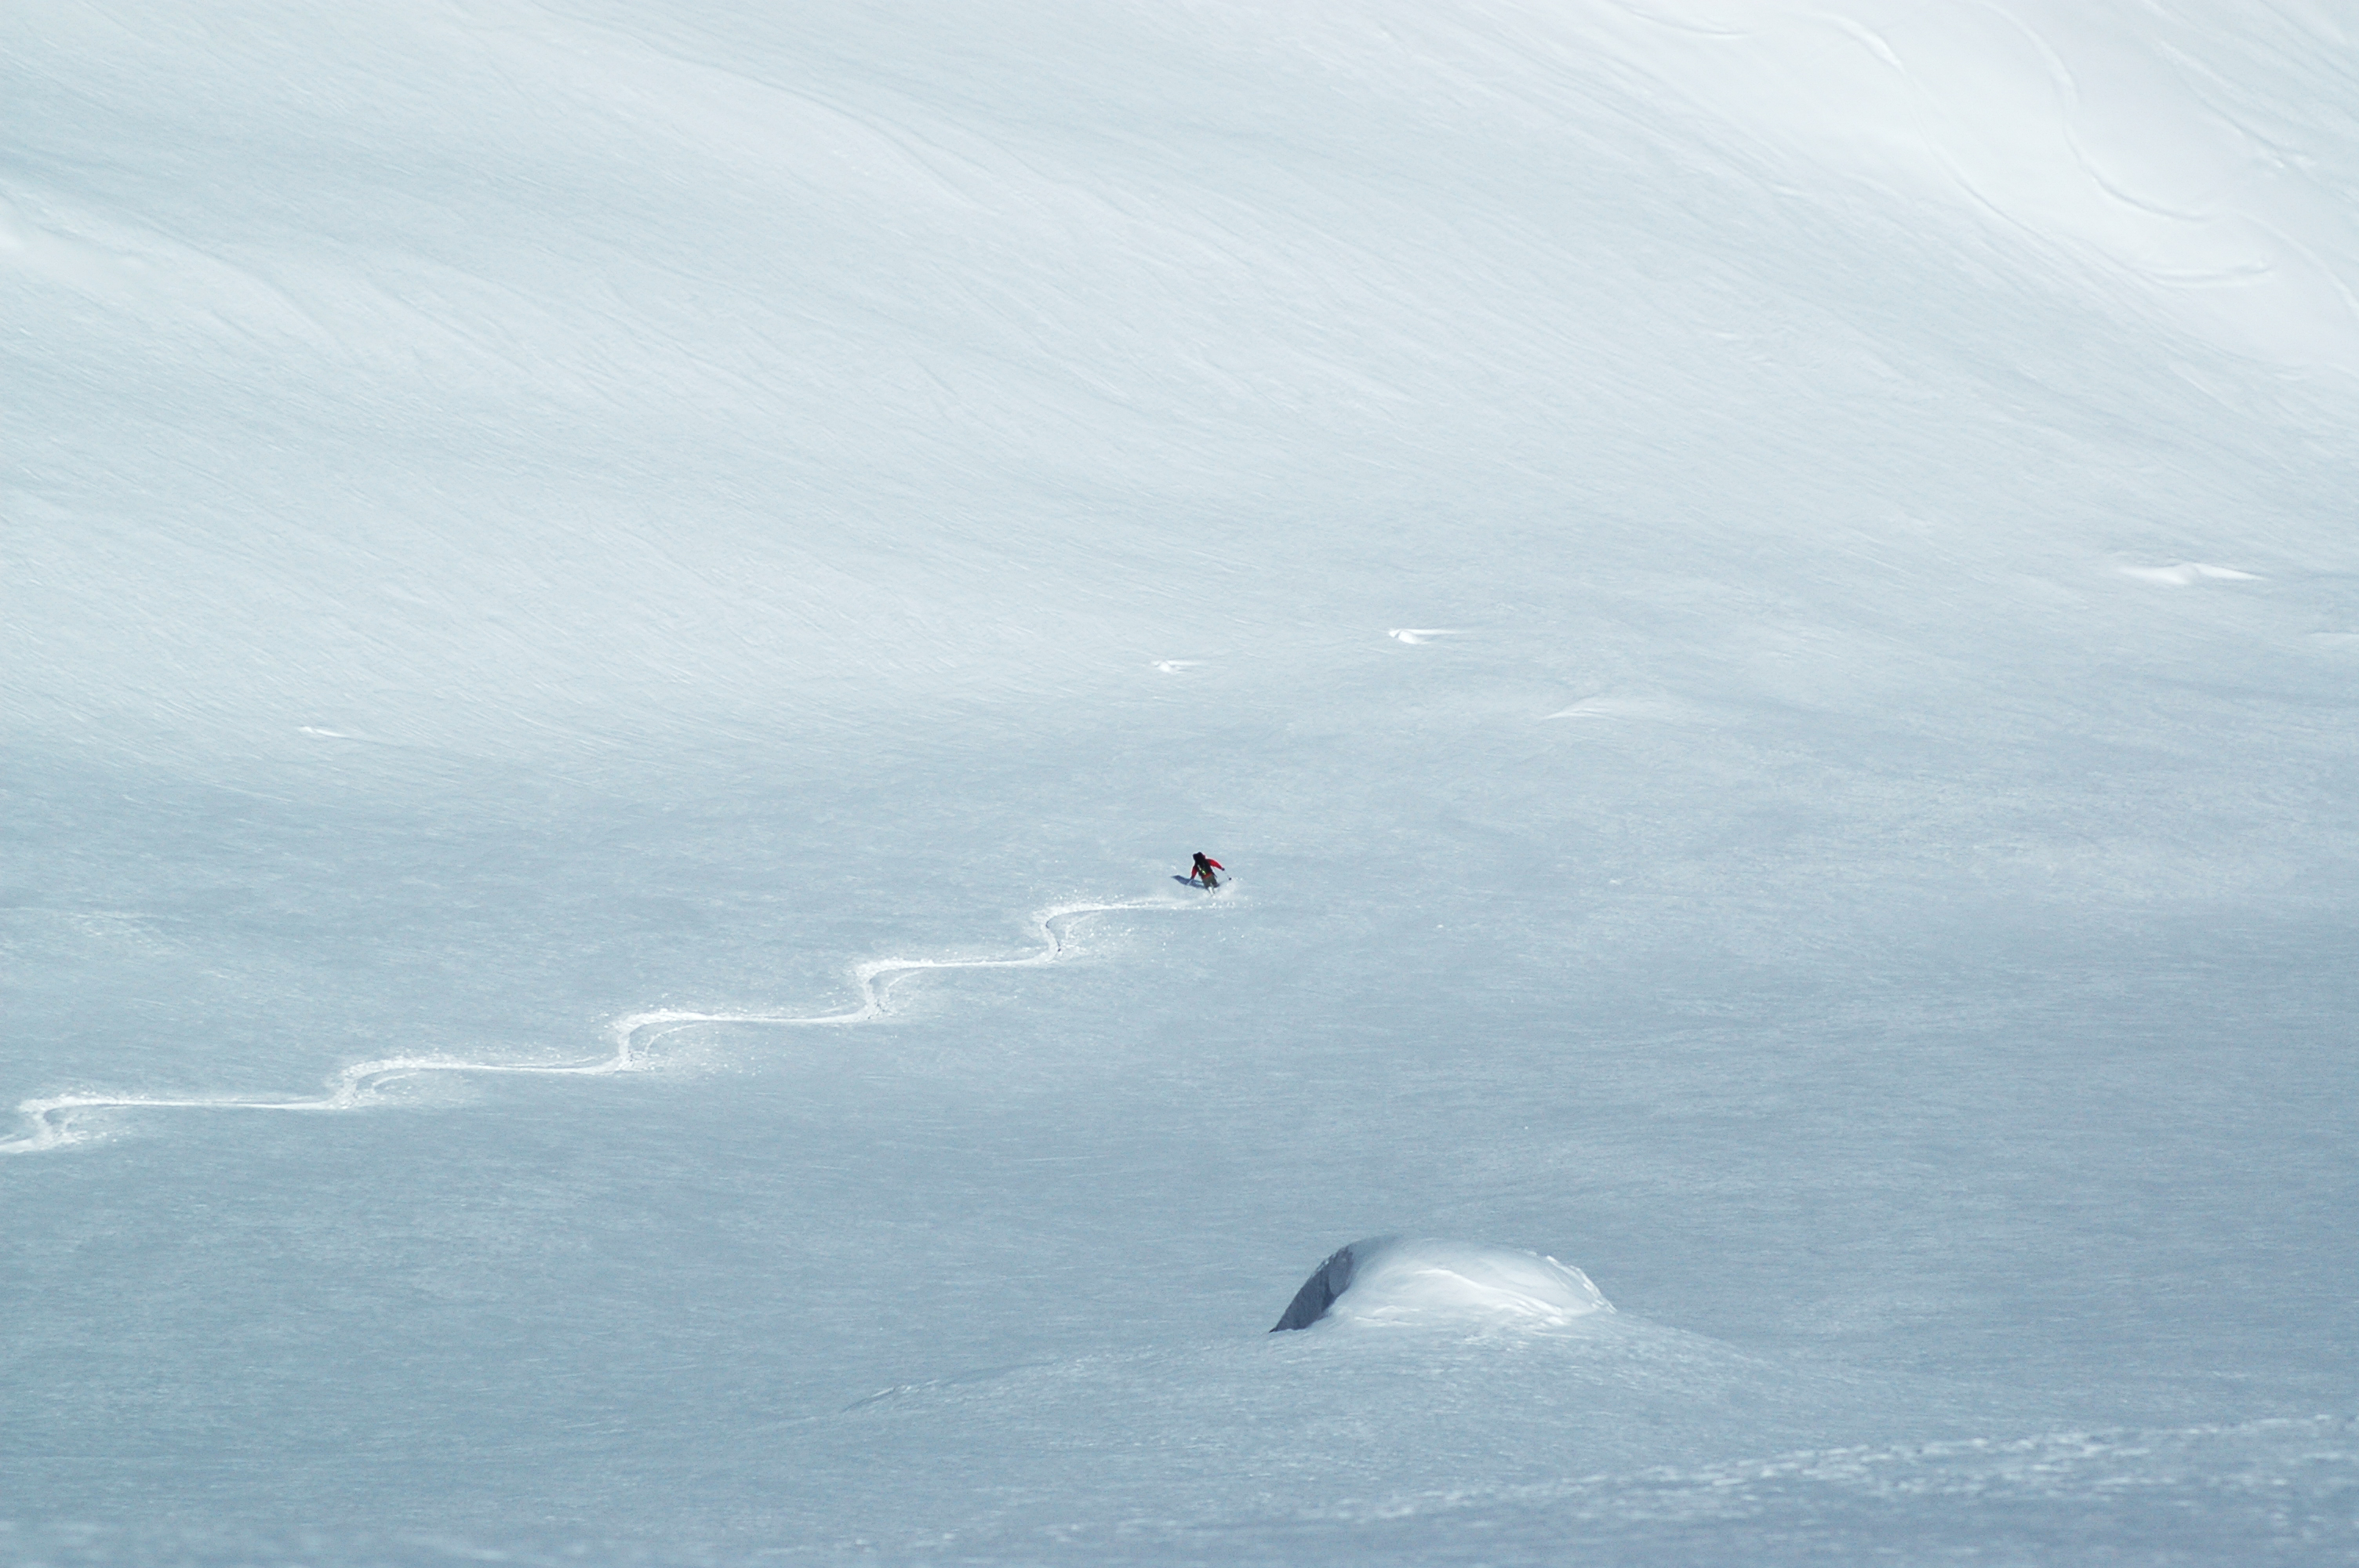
2, 898, 1201, 1156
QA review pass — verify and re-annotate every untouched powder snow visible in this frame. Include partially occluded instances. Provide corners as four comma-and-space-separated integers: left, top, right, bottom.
4, 0, 2357, 1563
1575, 0, 2359, 369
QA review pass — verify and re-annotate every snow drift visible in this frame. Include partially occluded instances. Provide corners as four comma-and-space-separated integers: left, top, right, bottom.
1273, 1238, 1614, 1332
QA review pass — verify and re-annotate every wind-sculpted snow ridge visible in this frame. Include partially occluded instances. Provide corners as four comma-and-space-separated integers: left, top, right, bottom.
1, 898, 1195, 1156
1273, 1237, 1614, 1332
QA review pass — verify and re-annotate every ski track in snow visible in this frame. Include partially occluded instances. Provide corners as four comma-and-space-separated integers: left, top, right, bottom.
1, 898, 1201, 1156
2120, 562, 2261, 585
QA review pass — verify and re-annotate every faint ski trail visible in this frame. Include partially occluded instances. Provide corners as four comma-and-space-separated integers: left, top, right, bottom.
2, 898, 1198, 1156
2120, 561, 2261, 585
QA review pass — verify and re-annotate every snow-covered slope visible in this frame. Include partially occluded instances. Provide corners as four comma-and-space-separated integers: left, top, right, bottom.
5, 2, 2356, 1563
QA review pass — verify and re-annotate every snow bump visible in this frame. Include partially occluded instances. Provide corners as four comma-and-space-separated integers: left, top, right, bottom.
1272, 1237, 1613, 1333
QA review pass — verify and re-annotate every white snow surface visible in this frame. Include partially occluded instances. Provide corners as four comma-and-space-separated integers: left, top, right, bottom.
5, 0, 2357, 1563
1314, 1237, 1616, 1330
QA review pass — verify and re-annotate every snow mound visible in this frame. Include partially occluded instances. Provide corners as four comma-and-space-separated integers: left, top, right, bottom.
1272, 1237, 1613, 1333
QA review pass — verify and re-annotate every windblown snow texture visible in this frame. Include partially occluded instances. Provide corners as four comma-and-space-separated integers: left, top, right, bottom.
5, 0, 2357, 1564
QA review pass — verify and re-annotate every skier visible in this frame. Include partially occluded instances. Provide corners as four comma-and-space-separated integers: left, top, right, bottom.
1189, 851, 1223, 889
